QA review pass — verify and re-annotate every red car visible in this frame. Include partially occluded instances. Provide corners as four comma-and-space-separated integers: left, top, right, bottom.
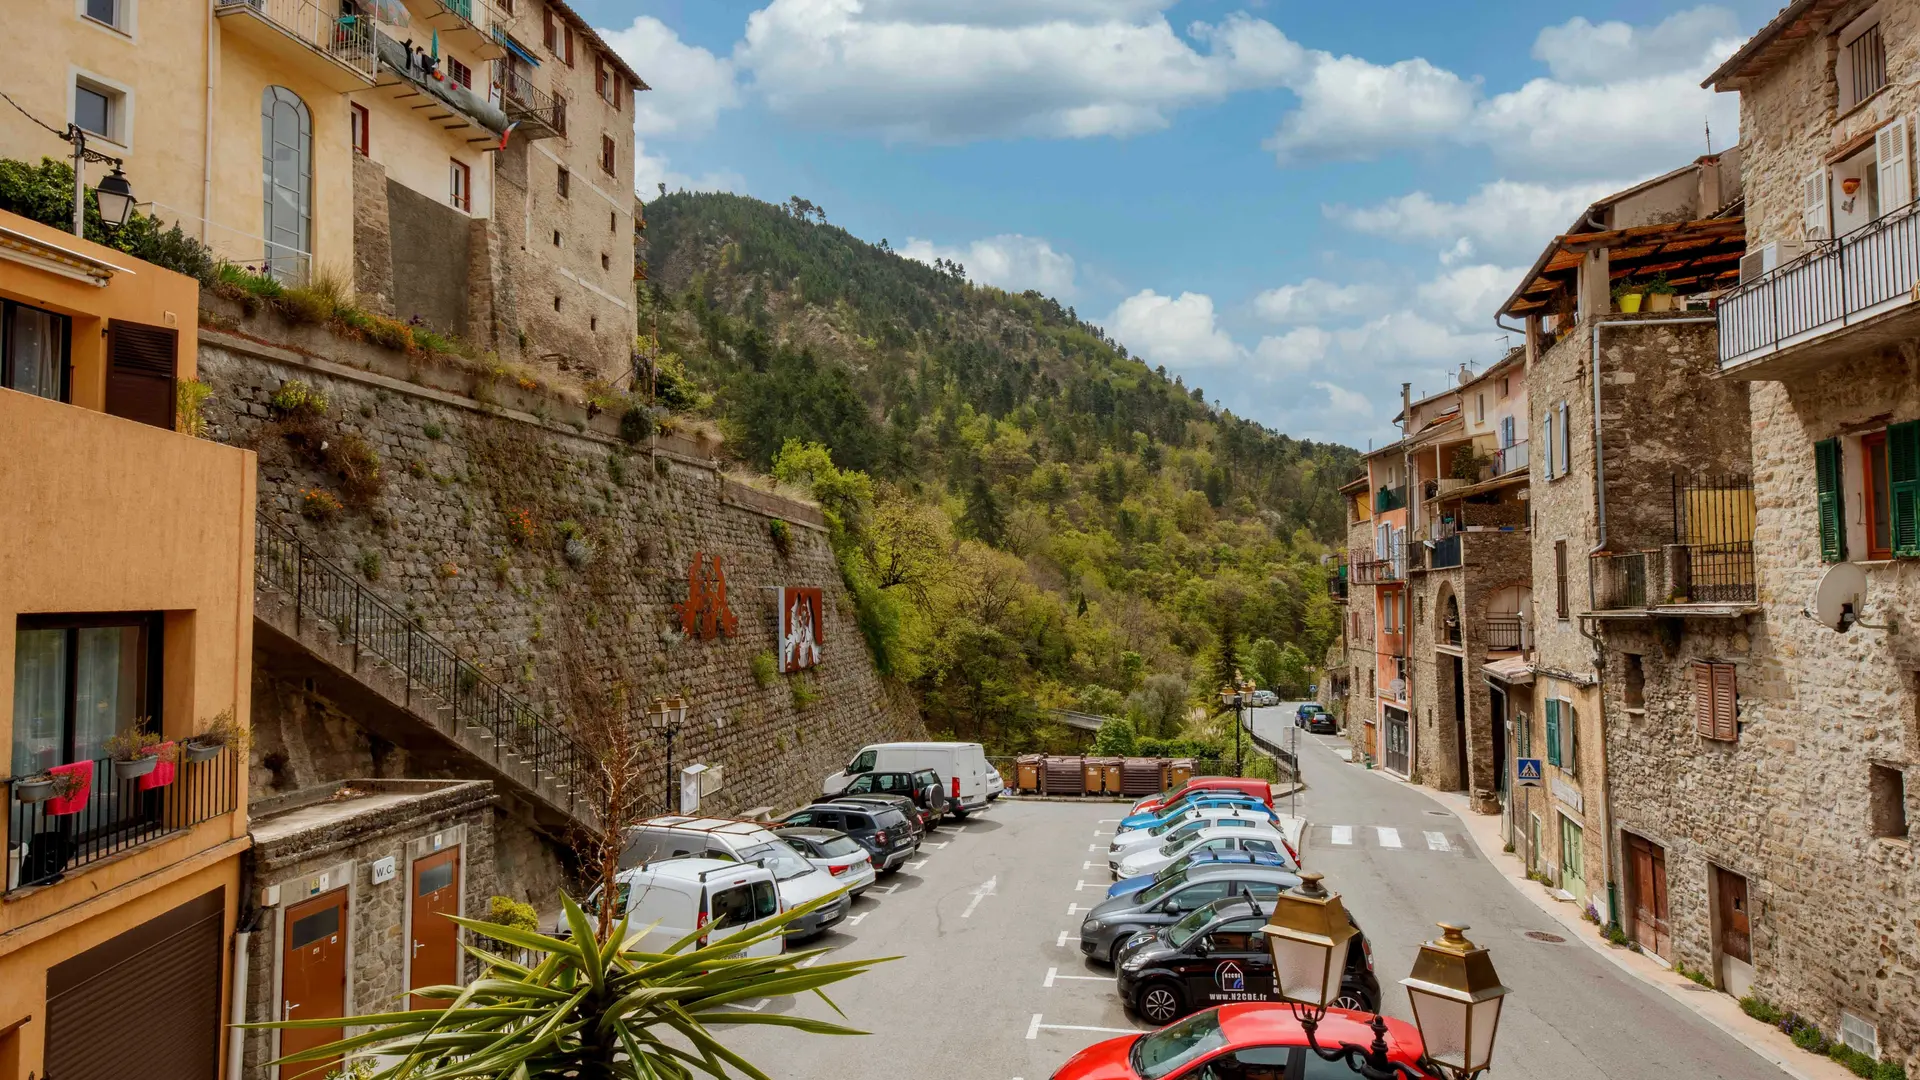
1132, 779, 1275, 816
1050, 1003, 1434, 1080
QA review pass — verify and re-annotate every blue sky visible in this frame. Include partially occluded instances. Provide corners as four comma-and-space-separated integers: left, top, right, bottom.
575, 1, 1779, 447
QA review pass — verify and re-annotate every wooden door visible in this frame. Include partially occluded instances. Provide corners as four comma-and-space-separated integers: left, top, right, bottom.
281, 889, 349, 1076
1628, 835, 1671, 958
1715, 866, 1751, 964
409, 847, 463, 1007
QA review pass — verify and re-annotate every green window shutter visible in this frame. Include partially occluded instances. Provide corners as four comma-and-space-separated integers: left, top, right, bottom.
1890, 421, 1920, 557
1545, 699, 1561, 767
1815, 437, 1847, 563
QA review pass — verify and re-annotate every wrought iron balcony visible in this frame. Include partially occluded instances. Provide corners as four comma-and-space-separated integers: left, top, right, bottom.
495, 61, 566, 140
1351, 557, 1402, 584
1429, 532, 1462, 570
6, 747, 238, 893
1589, 551, 1649, 610
1486, 613, 1525, 651
214, 0, 376, 90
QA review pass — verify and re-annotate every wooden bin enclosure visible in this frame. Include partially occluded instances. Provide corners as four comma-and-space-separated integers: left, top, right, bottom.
1016, 754, 1044, 794
1120, 758, 1165, 796
1167, 758, 1195, 789
1043, 756, 1084, 796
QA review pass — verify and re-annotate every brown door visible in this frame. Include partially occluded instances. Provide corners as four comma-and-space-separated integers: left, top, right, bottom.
1628, 834, 1671, 958
410, 847, 463, 1007
281, 889, 349, 1075
103, 319, 177, 430
1715, 866, 1751, 964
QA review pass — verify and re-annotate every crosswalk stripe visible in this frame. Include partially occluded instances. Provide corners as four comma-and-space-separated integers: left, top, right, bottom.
1425, 831, 1449, 852
1376, 827, 1402, 848
1329, 826, 1353, 846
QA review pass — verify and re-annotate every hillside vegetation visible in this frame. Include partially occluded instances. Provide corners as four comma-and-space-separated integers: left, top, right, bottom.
639, 192, 1358, 755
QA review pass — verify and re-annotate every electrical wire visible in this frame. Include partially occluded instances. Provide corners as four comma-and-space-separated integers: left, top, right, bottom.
0, 87, 121, 166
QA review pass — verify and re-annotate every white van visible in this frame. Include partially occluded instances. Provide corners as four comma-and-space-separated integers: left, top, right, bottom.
823, 742, 993, 818
590, 858, 785, 958
620, 817, 848, 938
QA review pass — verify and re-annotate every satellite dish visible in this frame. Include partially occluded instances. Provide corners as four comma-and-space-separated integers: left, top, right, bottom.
1810, 562, 1868, 633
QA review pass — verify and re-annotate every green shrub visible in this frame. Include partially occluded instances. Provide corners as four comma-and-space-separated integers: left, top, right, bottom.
1792, 1024, 1830, 1054
176, 379, 212, 437
356, 549, 382, 582
751, 651, 778, 687
791, 674, 821, 710
769, 518, 792, 556
269, 379, 328, 418
485, 894, 539, 932
1092, 716, 1135, 756
620, 404, 654, 445
1740, 995, 1784, 1026
423, 420, 446, 441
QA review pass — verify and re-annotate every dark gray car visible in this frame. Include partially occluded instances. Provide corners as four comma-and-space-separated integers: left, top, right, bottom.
1078, 863, 1301, 965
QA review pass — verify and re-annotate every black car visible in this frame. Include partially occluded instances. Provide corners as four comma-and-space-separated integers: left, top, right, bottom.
827, 794, 926, 843
1305, 710, 1338, 735
1115, 894, 1379, 1026
834, 769, 949, 825
779, 802, 917, 872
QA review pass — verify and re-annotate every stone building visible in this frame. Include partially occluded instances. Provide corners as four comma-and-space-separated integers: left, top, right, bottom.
239, 780, 496, 1079
1694, 2, 1920, 1064
1334, 475, 1374, 740
1344, 442, 1410, 771
1495, 155, 1749, 925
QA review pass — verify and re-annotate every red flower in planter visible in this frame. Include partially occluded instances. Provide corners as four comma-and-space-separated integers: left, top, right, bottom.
45, 761, 93, 816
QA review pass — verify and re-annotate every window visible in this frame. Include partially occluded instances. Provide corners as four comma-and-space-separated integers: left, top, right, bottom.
2, 300, 71, 402
1692, 661, 1738, 741
350, 102, 369, 157
542, 9, 556, 50
1476, 393, 1485, 423
1870, 764, 1907, 839
552, 229, 561, 247
557, 166, 570, 198
1543, 407, 1555, 476
73, 79, 116, 141
12, 614, 161, 775
596, 54, 609, 100
1554, 541, 1569, 619
564, 24, 575, 66
552, 296, 561, 311
1816, 437, 1848, 562
600, 134, 616, 175
449, 158, 471, 212
1841, 19, 1887, 111
1889, 422, 1920, 557
589, 316, 597, 331
1865, 432, 1892, 559
262, 86, 311, 282
610, 210, 616, 232
1543, 698, 1575, 772
1840, 1011, 1880, 1059
83, 0, 121, 29
1623, 653, 1645, 709
447, 57, 472, 89
1498, 376, 1510, 399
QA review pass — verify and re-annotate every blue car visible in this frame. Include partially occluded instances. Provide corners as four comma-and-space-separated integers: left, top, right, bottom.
1116, 794, 1276, 833
1105, 848, 1298, 898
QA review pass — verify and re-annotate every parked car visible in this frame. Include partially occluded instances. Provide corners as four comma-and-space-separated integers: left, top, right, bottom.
1117, 796, 1278, 834
985, 764, 1005, 801
828, 793, 927, 843
586, 858, 785, 958
1080, 861, 1301, 964
773, 826, 876, 898
1049, 1003, 1423, 1080
1114, 895, 1381, 1025
1130, 778, 1275, 816
1304, 709, 1338, 735
778, 802, 917, 872
823, 741, 993, 819
1253, 689, 1279, 707
1106, 849, 1300, 900
1114, 824, 1289, 880
616, 817, 849, 938
1109, 809, 1274, 862
1293, 703, 1327, 727
831, 768, 948, 825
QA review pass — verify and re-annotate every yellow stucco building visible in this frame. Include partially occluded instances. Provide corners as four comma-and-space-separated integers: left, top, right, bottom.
0, 208, 256, 1079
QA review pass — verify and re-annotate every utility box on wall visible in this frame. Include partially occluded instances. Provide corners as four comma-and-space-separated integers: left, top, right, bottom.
681, 764, 723, 814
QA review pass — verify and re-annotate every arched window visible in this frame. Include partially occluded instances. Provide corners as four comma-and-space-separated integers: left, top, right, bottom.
261, 86, 312, 282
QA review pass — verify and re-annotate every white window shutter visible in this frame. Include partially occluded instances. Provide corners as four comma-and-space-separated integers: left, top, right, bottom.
1543, 411, 1555, 476
1803, 168, 1831, 239
1559, 402, 1572, 476
1877, 118, 1910, 214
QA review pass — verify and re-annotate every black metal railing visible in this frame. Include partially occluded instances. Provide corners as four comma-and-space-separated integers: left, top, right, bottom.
1430, 532, 1462, 570
1486, 614, 1524, 651
1671, 473, 1757, 603
496, 61, 566, 136
1351, 558, 1401, 584
1717, 199, 1920, 366
6, 747, 238, 893
254, 513, 582, 809
1590, 551, 1648, 610
1493, 440, 1529, 476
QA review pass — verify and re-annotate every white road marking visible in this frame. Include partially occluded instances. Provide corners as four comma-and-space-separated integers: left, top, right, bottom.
1044, 967, 1057, 988
1074, 880, 1100, 891
732, 999, 770, 1012
934, 826, 961, 835
1066, 903, 1085, 915
798, 953, 824, 969
1057, 931, 1072, 947
907, 859, 929, 870
921, 841, 949, 850
1088, 844, 1098, 852
869, 883, 901, 895
1377, 827, 1402, 849
846, 911, 870, 926
1027, 1014, 1044, 1040
1098, 818, 1121, 823
1092, 830, 1112, 836
1028, 1015, 1136, 1040
961, 875, 998, 918
1083, 861, 1098, 870
1425, 831, 1450, 852
1330, 826, 1353, 846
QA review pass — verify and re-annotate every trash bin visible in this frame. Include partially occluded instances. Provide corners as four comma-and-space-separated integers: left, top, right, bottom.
1098, 757, 1125, 795
1120, 757, 1163, 796
1167, 757, 1194, 789
1083, 756, 1119, 795
1016, 754, 1043, 794
1044, 755, 1084, 796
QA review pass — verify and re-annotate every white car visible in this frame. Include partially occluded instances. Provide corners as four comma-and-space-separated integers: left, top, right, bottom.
774, 827, 876, 898
1107, 807, 1274, 860
985, 764, 1005, 801
1112, 825, 1291, 880
588, 859, 786, 958
741, 838, 849, 940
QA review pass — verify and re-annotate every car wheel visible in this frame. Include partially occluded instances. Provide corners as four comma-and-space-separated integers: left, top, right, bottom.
952, 809, 969, 820
1108, 938, 1129, 966
1136, 980, 1185, 1026
1332, 988, 1373, 1012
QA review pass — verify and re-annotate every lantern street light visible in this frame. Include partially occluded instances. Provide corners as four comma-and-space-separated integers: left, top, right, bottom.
1262, 872, 1511, 1080
58, 124, 136, 236
647, 695, 688, 814
1218, 676, 1257, 776
93, 166, 136, 230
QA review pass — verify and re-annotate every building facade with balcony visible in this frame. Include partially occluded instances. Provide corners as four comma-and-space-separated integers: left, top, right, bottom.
1342, 441, 1414, 774
1698, 4, 1920, 1064
1337, 475, 1376, 748
0, 209, 254, 1080
1497, 153, 1750, 927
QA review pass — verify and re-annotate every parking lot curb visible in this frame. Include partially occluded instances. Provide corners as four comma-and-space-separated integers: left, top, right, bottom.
1002, 781, 1305, 806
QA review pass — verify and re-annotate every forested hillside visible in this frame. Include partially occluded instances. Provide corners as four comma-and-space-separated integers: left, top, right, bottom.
637, 192, 1359, 754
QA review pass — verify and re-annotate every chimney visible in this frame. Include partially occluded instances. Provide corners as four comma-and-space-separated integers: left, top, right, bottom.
1458, 363, 1472, 386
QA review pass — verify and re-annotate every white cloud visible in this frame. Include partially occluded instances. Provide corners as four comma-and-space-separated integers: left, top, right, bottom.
1264, 55, 1477, 162
635, 143, 747, 197
1414, 264, 1529, 331
1252, 327, 1330, 372
1312, 382, 1375, 421
599, 15, 741, 139
1532, 7, 1741, 84
1253, 278, 1390, 324
1327, 179, 1624, 261
900, 234, 1078, 296
1108, 289, 1242, 367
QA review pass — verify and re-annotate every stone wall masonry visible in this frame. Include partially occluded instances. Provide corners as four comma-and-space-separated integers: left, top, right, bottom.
1344, 514, 1377, 760
194, 306, 923, 832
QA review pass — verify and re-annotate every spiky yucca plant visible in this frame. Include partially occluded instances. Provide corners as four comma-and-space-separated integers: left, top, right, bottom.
260, 890, 888, 1079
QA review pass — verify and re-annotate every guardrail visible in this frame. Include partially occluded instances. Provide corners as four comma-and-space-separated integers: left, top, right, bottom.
6, 747, 237, 893
1718, 200, 1920, 367
254, 513, 583, 807
1486, 613, 1524, 651
1589, 551, 1648, 610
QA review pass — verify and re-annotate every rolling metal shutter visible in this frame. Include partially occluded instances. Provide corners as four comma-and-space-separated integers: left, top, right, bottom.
45, 888, 224, 1080
103, 319, 177, 431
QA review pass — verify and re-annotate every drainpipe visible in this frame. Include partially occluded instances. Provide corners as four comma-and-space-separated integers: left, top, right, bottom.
204, 0, 217, 229
1401, 382, 1416, 778
227, 928, 252, 1080
1585, 314, 1716, 930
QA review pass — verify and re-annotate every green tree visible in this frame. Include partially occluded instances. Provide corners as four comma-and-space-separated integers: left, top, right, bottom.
1078, 684, 1125, 718
958, 475, 1007, 546
1275, 642, 1311, 698
1093, 715, 1137, 755
1247, 637, 1284, 691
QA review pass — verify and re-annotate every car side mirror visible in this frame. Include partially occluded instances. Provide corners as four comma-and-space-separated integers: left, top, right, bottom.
1192, 935, 1213, 955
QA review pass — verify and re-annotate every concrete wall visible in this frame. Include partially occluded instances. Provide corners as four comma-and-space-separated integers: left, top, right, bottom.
387, 179, 474, 336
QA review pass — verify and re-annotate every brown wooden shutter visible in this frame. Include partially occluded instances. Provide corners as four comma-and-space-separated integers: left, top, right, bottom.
104, 319, 177, 431
1711, 663, 1738, 740
565, 25, 574, 66
543, 9, 555, 49
1693, 662, 1715, 737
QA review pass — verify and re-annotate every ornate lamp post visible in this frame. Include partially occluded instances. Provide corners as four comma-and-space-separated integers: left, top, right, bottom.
647, 695, 688, 813
1262, 872, 1511, 1080
1219, 677, 1258, 776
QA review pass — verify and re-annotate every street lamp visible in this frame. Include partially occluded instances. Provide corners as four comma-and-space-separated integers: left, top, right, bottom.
1262, 872, 1511, 1080
94, 166, 136, 230
59, 125, 136, 236
647, 695, 688, 814
1219, 676, 1256, 776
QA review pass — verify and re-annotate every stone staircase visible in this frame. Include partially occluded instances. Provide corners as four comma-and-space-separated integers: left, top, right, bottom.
252, 512, 596, 834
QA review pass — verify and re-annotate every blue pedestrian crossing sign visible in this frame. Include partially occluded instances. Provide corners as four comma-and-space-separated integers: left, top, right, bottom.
1514, 758, 1544, 787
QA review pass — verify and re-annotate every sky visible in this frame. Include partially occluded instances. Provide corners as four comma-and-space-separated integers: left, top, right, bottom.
569, 0, 1781, 449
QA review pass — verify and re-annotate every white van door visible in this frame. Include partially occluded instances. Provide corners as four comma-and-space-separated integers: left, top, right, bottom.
706, 878, 784, 958
822, 746, 880, 797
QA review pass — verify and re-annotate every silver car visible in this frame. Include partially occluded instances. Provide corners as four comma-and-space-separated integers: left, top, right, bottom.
1079, 864, 1301, 964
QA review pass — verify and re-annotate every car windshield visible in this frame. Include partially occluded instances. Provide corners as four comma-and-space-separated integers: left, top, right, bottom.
817, 835, 863, 858
1136, 869, 1188, 905
738, 842, 814, 881
1159, 835, 1195, 856
1147, 810, 1197, 836
1128, 1008, 1228, 1080
1164, 904, 1218, 948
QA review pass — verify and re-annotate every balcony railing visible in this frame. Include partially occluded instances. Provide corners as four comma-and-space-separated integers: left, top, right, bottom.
1486, 613, 1525, 651
1672, 472, 1757, 603
1493, 440, 1529, 476
1590, 551, 1648, 610
1352, 558, 1402, 584
214, 0, 377, 79
1718, 200, 1920, 368
495, 60, 566, 139
6, 748, 238, 894
1375, 485, 1408, 512
1430, 532, 1462, 570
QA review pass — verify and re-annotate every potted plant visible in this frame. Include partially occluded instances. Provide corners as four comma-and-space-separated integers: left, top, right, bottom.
183, 708, 245, 763
103, 719, 171, 781
1612, 279, 1645, 314
1646, 273, 1678, 312
12, 772, 76, 805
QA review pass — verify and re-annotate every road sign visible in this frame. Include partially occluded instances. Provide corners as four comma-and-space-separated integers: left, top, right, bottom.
1514, 758, 1543, 787
1308, 683, 1318, 695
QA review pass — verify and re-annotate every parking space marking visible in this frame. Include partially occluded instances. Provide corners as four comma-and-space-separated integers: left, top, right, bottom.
798, 953, 825, 969
1377, 827, 1402, 848
922, 841, 949, 850
1074, 880, 1101, 891
1088, 843, 1099, 852
846, 911, 870, 926
1329, 825, 1353, 846
1057, 930, 1072, 947
1099, 818, 1121, 823
1083, 861, 1097, 869
869, 883, 902, 895
906, 859, 929, 870
1092, 830, 1112, 836
934, 826, 962, 835
1027, 1014, 1135, 1040
732, 999, 770, 1012
1425, 831, 1450, 852
1043, 966, 1108, 987
961, 875, 998, 918
1066, 902, 1086, 915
